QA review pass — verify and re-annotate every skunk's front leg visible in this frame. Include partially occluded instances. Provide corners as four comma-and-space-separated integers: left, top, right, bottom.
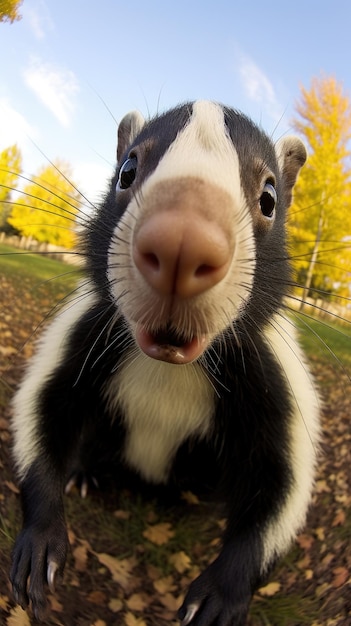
178, 532, 261, 626
10, 461, 68, 621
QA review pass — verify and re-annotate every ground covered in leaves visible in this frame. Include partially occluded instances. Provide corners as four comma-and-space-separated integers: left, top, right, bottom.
0, 250, 350, 626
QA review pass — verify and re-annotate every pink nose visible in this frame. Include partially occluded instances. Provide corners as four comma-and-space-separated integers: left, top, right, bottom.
133, 212, 232, 299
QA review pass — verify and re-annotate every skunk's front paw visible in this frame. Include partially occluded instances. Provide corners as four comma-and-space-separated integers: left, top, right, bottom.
178, 558, 252, 626
10, 520, 68, 622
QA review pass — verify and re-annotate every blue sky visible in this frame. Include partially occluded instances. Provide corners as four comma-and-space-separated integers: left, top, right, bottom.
1, 0, 351, 202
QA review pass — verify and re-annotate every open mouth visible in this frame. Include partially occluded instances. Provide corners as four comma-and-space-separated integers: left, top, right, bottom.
135, 324, 209, 364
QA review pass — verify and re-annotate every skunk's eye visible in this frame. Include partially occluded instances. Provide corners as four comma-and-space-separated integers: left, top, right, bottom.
117, 156, 137, 190
259, 182, 277, 218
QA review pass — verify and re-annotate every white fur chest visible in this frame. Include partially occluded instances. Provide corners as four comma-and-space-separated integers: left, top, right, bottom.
104, 350, 215, 483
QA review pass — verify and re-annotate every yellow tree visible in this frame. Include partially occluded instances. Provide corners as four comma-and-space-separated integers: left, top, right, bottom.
8, 162, 82, 248
0, 143, 22, 231
0, 0, 23, 22
289, 76, 351, 303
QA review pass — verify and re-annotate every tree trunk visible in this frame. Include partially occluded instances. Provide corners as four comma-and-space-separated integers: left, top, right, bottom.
299, 207, 324, 311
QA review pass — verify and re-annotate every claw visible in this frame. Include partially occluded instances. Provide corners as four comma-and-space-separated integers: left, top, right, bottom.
80, 478, 88, 499
181, 602, 200, 626
47, 560, 58, 593
64, 477, 76, 494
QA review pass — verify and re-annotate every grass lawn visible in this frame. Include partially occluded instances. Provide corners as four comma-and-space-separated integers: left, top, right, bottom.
0, 242, 80, 294
0, 243, 350, 625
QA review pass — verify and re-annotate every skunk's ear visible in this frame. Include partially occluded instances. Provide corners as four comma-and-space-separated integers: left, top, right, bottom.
276, 136, 307, 206
117, 111, 145, 162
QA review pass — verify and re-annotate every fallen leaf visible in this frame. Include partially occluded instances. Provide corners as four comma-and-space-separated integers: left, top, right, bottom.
332, 509, 346, 527
88, 590, 107, 605
114, 509, 131, 520
315, 479, 331, 493
159, 592, 182, 611
126, 592, 151, 612
4, 481, 19, 494
6, 606, 32, 626
169, 551, 192, 574
296, 534, 314, 550
315, 582, 329, 598
124, 612, 147, 626
181, 491, 200, 505
258, 582, 281, 597
0, 595, 9, 610
321, 553, 335, 568
95, 553, 138, 592
143, 522, 175, 545
297, 554, 311, 570
48, 594, 64, 612
146, 564, 162, 581
315, 527, 326, 541
153, 575, 177, 595
73, 543, 89, 572
331, 567, 349, 588
108, 598, 124, 613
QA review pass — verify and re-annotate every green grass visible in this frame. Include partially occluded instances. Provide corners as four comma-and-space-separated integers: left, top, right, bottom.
0, 243, 349, 624
0, 242, 81, 295
294, 311, 351, 368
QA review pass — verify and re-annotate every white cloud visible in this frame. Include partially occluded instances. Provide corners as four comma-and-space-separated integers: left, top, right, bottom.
22, 0, 54, 40
24, 58, 79, 127
238, 55, 283, 122
0, 99, 36, 150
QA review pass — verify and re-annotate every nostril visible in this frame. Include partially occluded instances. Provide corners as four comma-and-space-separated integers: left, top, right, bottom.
143, 252, 160, 272
195, 264, 216, 278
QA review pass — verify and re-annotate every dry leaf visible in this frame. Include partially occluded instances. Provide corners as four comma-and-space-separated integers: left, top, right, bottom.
108, 598, 124, 613
321, 552, 335, 568
153, 575, 177, 595
315, 479, 331, 493
146, 564, 162, 581
297, 554, 311, 570
315, 527, 326, 541
159, 592, 182, 611
114, 509, 131, 520
48, 593, 64, 612
181, 491, 200, 505
258, 581, 281, 597
126, 592, 151, 612
95, 553, 138, 592
315, 582, 329, 598
73, 543, 89, 572
296, 534, 314, 550
332, 509, 346, 527
4, 480, 19, 494
88, 590, 107, 605
0, 595, 9, 610
331, 566, 349, 588
124, 612, 147, 626
6, 606, 32, 626
143, 522, 175, 545
169, 551, 192, 574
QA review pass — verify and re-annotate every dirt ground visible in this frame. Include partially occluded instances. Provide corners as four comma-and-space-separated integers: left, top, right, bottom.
0, 271, 350, 626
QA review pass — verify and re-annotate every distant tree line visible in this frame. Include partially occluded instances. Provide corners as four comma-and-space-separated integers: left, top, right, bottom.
289, 76, 351, 303
0, 76, 351, 298
0, 149, 82, 249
